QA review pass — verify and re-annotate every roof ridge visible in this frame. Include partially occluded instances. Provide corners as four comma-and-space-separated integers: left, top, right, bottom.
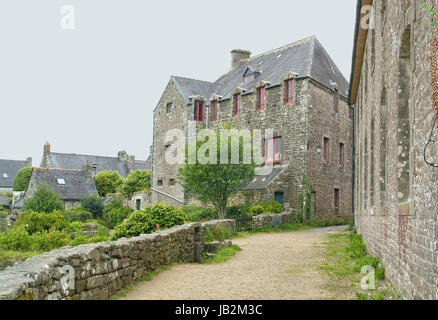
50, 152, 118, 160
34, 167, 83, 173
172, 75, 220, 85
0, 158, 26, 162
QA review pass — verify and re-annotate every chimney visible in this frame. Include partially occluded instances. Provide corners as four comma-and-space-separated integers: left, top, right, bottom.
118, 150, 128, 161
44, 141, 51, 155
26, 157, 32, 167
91, 162, 98, 175
128, 155, 135, 162
231, 49, 251, 69
83, 161, 92, 177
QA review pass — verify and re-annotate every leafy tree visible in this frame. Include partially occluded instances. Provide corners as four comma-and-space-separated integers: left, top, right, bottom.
23, 183, 65, 213
14, 210, 68, 234
12, 167, 33, 191
120, 170, 151, 198
80, 194, 104, 218
93, 170, 123, 197
177, 129, 256, 219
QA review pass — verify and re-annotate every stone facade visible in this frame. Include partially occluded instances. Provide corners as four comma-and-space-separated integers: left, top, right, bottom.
152, 39, 353, 218
351, 0, 438, 299
124, 191, 152, 210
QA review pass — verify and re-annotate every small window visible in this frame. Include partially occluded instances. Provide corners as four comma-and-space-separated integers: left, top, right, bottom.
166, 102, 172, 113
333, 90, 339, 113
233, 94, 241, 117
284, 79, 294, 104
136, 199, 141, 210
323, 137, 330, 163
256, 87, 264, 110
169, 179, 175, 186
157, 180, 163, 187
339, 143, 345, 166
243, 73, 255, 83
57, 178, 66, 185
210, 100, 217, 122
265, 137, 281, 163
334, 189, 340, 209
194, 101, 204, 122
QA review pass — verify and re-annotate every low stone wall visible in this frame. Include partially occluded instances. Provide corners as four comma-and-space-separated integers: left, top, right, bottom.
252, 212, 297, 229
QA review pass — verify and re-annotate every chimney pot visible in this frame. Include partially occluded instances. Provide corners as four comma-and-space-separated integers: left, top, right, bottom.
231, 49, 251, 69
118, 150, 128, 161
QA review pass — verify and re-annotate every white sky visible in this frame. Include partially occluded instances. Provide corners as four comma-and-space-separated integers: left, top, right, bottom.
0, 0, 357, 164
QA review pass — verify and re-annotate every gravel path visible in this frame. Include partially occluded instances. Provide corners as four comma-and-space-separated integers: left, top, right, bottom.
121, 226, 347, 300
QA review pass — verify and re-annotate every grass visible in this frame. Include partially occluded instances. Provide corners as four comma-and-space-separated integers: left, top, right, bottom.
232, 221, 321, 239
202, 245, 241, 264
320, 232, 402, 300
109, 264, 173, 300
0, 250, 41, 270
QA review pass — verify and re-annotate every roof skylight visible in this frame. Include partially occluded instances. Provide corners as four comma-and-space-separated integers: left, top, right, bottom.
57, 178, 66, 185
2, 173, 8, 178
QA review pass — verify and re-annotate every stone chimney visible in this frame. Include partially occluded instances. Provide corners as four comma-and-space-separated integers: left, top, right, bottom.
26, 157, 32, 167
82, 161, 92, 177
118, 150, 128, 161
43, 141, 51, 155
231, 49, 251, 69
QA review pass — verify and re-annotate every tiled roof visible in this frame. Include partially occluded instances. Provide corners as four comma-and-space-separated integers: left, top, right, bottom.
170, 36, 349, 104
0, 159, 27, 188
30, 168, 98, 201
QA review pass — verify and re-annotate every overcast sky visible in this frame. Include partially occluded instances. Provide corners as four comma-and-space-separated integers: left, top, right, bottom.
0, 0, 357, 164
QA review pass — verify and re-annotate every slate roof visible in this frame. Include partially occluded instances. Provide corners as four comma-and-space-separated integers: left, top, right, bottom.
30, 168, 98, 201
170, 36, 349, 104
242, 167, 286, 190
0, 159, 27, 188
46, 153, 149, 177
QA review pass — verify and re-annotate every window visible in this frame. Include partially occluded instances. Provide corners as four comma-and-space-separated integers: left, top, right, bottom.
333, 90, 339, 113
2, 173, 7, 178
243, 73, 255, 83
136, 199, 141, 210
265, 137, 281, 162
334, 189, 340, 209
210, 100, 217, 122
194, 101, 204, 122
57, 178, 66, 185
256, 87, 264, 110
169, 179, 175, 187
323, 137, 330, 163
284, 79, 294, 104
157, 180, 163, 187
166, 102, 172, 113
339, 143, 345, 166
349, 106, 353, 120
233, 94, 241, 116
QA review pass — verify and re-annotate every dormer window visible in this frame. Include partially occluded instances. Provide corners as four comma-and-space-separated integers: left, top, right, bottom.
243, 65, 261, 83
194, 101, 204, 122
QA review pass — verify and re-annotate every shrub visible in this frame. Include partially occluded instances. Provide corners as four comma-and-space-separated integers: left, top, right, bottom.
203, 224, 235, 242
120, 170, 151, 199
30, 229, 70, 251
249, 204, 264, 216
12, 167, 33, 191
81, 194, 104, 219
112, 202, 186, 239
103, 206, 133, 228
181, 205, 218, 222
0, 225, 33, 251
14, 210, 68, 235
226, 205, 251, 217
103, 194, 125, 214
93, 171, 123, 197
23, 183, 65, 213
64, 207, 93, 223
0, 209, 8, 218
260, 201, 283, 214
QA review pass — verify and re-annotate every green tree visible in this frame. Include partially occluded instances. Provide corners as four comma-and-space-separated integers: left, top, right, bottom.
80, 194, 104, 219
177, 128, 256, 219
12, 167, 33, 191
23, 183, 65, 213
93, 170, 123, 197
120, 170, 151, 198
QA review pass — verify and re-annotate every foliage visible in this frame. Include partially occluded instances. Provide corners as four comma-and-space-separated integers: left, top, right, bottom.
120, 170, 151, 199
177, 129, 256, 219
0, 250, 40, 271
203, 225, 236, 242
304, 216, 350, 228
298, 173, 313, 222
260, 201, 283, 214
14, 210, 68, 234
81, 194, 104, 219
93, 171, 123, 197
112, 202, 186, 239
103, 206, 134, 228
419, 1, 438, 25
203, 245, 241, 264
181, 205, 218, 222
12, 167, 33, 191
226, 205, 251, 217
249, 204, 264, 216
23, 183, 65, 213
64, 207, 93, 223
103, 194, 125, 213
0, 209, 8, 218
0, 225, 33, 251
31, 229, 70, 252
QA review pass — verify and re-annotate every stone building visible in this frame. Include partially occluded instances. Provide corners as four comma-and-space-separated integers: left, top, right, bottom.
152, 36, 353, 217
0, 157, 32, 193
350, 0, 438, 299
21, 164, 99, 210
40, 141, 150, 177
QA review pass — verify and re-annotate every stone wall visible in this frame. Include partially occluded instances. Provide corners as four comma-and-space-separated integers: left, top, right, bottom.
354, 0, 438, 299
124, 191, 152, 210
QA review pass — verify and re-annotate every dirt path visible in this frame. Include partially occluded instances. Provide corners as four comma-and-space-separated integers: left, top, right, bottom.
121, 226, 348, 300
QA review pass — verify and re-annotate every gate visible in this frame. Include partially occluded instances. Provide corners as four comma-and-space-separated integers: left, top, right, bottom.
231, 216, 253, 232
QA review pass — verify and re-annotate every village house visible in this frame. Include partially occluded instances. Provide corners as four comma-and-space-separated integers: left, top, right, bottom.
350, 0, 438, 299
40, 141, 150, 177
152, 36, 353, 217
0, 157, 32, 193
